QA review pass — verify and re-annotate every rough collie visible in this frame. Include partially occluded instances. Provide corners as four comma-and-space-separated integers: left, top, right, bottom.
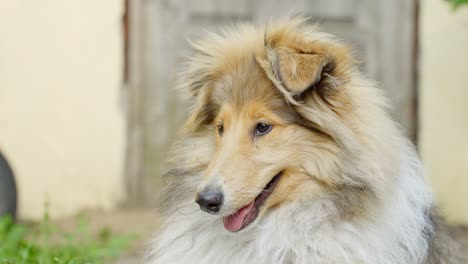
147, 18, 464, 264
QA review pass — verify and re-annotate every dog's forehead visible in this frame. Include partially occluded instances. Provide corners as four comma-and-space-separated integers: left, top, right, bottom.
209, 69, 299, 125
211, 59, 279, 108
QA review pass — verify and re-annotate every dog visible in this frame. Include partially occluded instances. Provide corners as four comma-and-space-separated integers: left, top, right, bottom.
146, 17, 464, 264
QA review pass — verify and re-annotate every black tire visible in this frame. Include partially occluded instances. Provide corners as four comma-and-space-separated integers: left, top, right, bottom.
0, 152, 17, 220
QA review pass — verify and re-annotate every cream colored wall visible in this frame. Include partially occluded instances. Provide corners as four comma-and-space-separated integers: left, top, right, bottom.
0, 1, 125, 220
420, 0, 468, 224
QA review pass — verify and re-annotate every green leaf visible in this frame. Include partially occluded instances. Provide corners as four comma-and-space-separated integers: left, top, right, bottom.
446, 0, 468, 10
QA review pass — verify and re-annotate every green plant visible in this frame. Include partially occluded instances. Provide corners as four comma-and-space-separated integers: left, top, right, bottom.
0, 213, 135, 264
446, 0, 468, 9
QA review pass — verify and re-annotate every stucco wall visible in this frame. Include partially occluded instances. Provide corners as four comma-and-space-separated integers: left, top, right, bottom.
420, 0, 468, 224
0, 1, 125, 219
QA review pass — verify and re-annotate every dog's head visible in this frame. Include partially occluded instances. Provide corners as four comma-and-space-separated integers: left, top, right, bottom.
179, 18, 387, 232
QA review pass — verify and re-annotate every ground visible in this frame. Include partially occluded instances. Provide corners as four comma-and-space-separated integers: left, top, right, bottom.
53, 208, 161, 264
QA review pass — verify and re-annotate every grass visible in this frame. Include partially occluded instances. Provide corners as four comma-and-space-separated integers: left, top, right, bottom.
0, 210, 135, 264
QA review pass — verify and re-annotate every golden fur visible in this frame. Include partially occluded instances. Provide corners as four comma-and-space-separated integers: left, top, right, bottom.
147, 17, 465, 264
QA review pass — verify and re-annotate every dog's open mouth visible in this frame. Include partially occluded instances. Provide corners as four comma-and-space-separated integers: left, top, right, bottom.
223, 172, 282, 232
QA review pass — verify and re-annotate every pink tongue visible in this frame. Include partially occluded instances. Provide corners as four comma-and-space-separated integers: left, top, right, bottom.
223, 201, 255, 232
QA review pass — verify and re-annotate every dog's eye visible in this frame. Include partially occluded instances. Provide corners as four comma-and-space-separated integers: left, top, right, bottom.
255, 122, 272, 136
217, 124, 224, 135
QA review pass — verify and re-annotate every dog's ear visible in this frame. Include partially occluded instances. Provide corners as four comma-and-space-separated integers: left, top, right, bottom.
273, 48, 336, 96
257, 39, 350, 105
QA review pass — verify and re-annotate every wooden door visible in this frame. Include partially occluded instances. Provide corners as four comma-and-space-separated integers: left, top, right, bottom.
125, 0, 417, 204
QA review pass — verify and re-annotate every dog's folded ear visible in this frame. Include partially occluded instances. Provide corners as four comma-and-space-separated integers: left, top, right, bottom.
273, 48, 335, 96
257, 38, 351, 105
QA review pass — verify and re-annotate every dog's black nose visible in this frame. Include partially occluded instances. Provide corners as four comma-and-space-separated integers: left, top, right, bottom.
196, 190, 223, 213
